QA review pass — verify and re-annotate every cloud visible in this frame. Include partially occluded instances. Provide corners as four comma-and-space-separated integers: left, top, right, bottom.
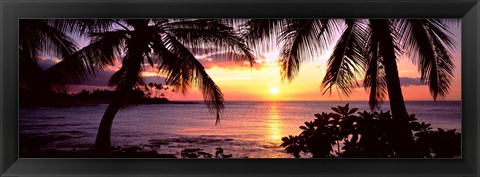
188, 47, 220, 55
357, 77, 426, 88
198, 52, 254, 69
143, 76, 167, 85
82, 70, 166, 87
197, 52, 270, 70
399, 77, 427, 87
82, 70, 114, 86
37, 58, 61, 70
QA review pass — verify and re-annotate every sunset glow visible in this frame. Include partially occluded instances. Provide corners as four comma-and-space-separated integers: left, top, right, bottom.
20, 18, 463, 159
58, 21, 461, 102
162, 48, 461, 101
269, 88, 281, 95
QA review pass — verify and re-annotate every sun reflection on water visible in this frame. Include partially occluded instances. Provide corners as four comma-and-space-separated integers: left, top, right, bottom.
267, 104, 283, 143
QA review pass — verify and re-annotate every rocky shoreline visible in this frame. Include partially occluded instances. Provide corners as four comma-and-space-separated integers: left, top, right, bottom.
20, 146, 237, 158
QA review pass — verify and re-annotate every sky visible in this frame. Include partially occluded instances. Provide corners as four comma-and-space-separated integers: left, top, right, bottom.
38, 20, 462, 101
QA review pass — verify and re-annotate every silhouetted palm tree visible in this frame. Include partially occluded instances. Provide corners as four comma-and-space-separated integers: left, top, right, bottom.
244, 19, 456, 119
155, 83, 163, 98
20, 19, 117, 92
20, 19, 79, 91
147, 82, 155, 97
68, 19, 256, 153
244, 19, 457, 157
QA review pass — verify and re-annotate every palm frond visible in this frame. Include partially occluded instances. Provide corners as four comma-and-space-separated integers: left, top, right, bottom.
278, 19, 315, 81
321, 19, 368, 96
26, 29, 126, 92
426, 28, 455, 99
313, 19, 343, 52
19, 19, 80, 90
241, 19, 286, 55
41, 30, 127, 91
19, 20, 44, 85
363, 35, 388, 110
151, 19, 169, 26
163, 19, 256, 67
21, 20, 79, 60
154, 34, 225, 123
47, 19, 116, 37
280, 19, 342, 81
108, 67, 127, 87
396, 19, 455, 100
82, 30, 127, 72
109, 29, 152, 107
43, 53, 91, 90
152, 35, 192, 95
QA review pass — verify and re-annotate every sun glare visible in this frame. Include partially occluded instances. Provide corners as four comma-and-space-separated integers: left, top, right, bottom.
269, 88, 281, 95
264, 51, 280, 63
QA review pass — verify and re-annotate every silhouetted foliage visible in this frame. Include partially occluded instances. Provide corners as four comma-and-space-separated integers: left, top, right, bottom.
243, 19, 458, 121
19, 88, 171, 107
281, 104, 461, 158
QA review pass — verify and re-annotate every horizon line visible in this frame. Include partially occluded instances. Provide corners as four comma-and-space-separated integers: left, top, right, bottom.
171, 99, 462, 102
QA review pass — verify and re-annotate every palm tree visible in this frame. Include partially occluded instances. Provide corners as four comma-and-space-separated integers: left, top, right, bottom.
243, 19, 456, 156
147, 82, 155, 97
67, 19, 256, 153
155, 83, 163, 98
20, 19, 117, 93
244, 19, 456, 119
20, 19, 79, 92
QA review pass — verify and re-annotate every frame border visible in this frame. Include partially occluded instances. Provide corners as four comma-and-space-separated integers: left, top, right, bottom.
1, 0, 479, 176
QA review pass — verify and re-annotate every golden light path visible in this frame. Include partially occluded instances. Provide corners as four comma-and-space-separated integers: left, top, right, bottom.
267, 104, 282, 142
265, 103, 288, 158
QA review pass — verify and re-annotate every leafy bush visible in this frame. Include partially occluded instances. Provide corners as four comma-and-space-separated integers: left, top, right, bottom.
281, 104, 461, 158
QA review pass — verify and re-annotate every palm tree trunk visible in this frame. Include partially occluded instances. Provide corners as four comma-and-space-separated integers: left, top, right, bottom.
383, 59, 408, 119
94, 19, 149, 154
372, 19, 408, 120
382, 46, 416, 157
94, 100, 121, 154
372, 19, 415, 157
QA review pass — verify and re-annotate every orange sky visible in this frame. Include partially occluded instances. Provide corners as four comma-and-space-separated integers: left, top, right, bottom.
167, 22, 462, 101
46, 21, 461, 102
164, 48, 461, 101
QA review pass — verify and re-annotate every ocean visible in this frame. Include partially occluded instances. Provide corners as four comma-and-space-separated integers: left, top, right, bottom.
19, 101, 461, 158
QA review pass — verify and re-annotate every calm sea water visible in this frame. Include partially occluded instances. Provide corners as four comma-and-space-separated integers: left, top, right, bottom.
19, 101, 461, 158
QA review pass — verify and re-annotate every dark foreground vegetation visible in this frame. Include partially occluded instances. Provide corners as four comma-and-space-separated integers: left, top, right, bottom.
281, 104, 461, 158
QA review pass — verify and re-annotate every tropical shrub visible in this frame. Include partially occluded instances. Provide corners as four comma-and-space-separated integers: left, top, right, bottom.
281, 104, 461, 158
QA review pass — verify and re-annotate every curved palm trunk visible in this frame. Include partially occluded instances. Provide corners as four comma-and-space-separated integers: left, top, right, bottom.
372, 19, 415, 157
94, 100, 121, 154
94, 19, 149, 154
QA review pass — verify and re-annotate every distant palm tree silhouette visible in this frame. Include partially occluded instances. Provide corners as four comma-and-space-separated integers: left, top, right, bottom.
64, 19, 256, 153
244, 19, 457, 156
147, 82, 155, 97
155, 83, 163, 98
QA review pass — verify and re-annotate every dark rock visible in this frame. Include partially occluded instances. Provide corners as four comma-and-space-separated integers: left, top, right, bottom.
198, 151, 213, 158
183, 148, 201, 153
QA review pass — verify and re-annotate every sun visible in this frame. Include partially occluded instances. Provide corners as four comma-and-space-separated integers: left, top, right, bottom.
264, 51, 279, 63
268, 88, 281, 95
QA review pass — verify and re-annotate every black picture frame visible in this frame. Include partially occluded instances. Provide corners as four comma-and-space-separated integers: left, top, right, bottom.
1, 0, 479, 176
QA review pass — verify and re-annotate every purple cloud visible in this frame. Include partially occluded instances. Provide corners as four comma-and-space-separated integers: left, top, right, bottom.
198, 52, 262, 70
399, 77, 427, 87
357, 77, 427, 87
